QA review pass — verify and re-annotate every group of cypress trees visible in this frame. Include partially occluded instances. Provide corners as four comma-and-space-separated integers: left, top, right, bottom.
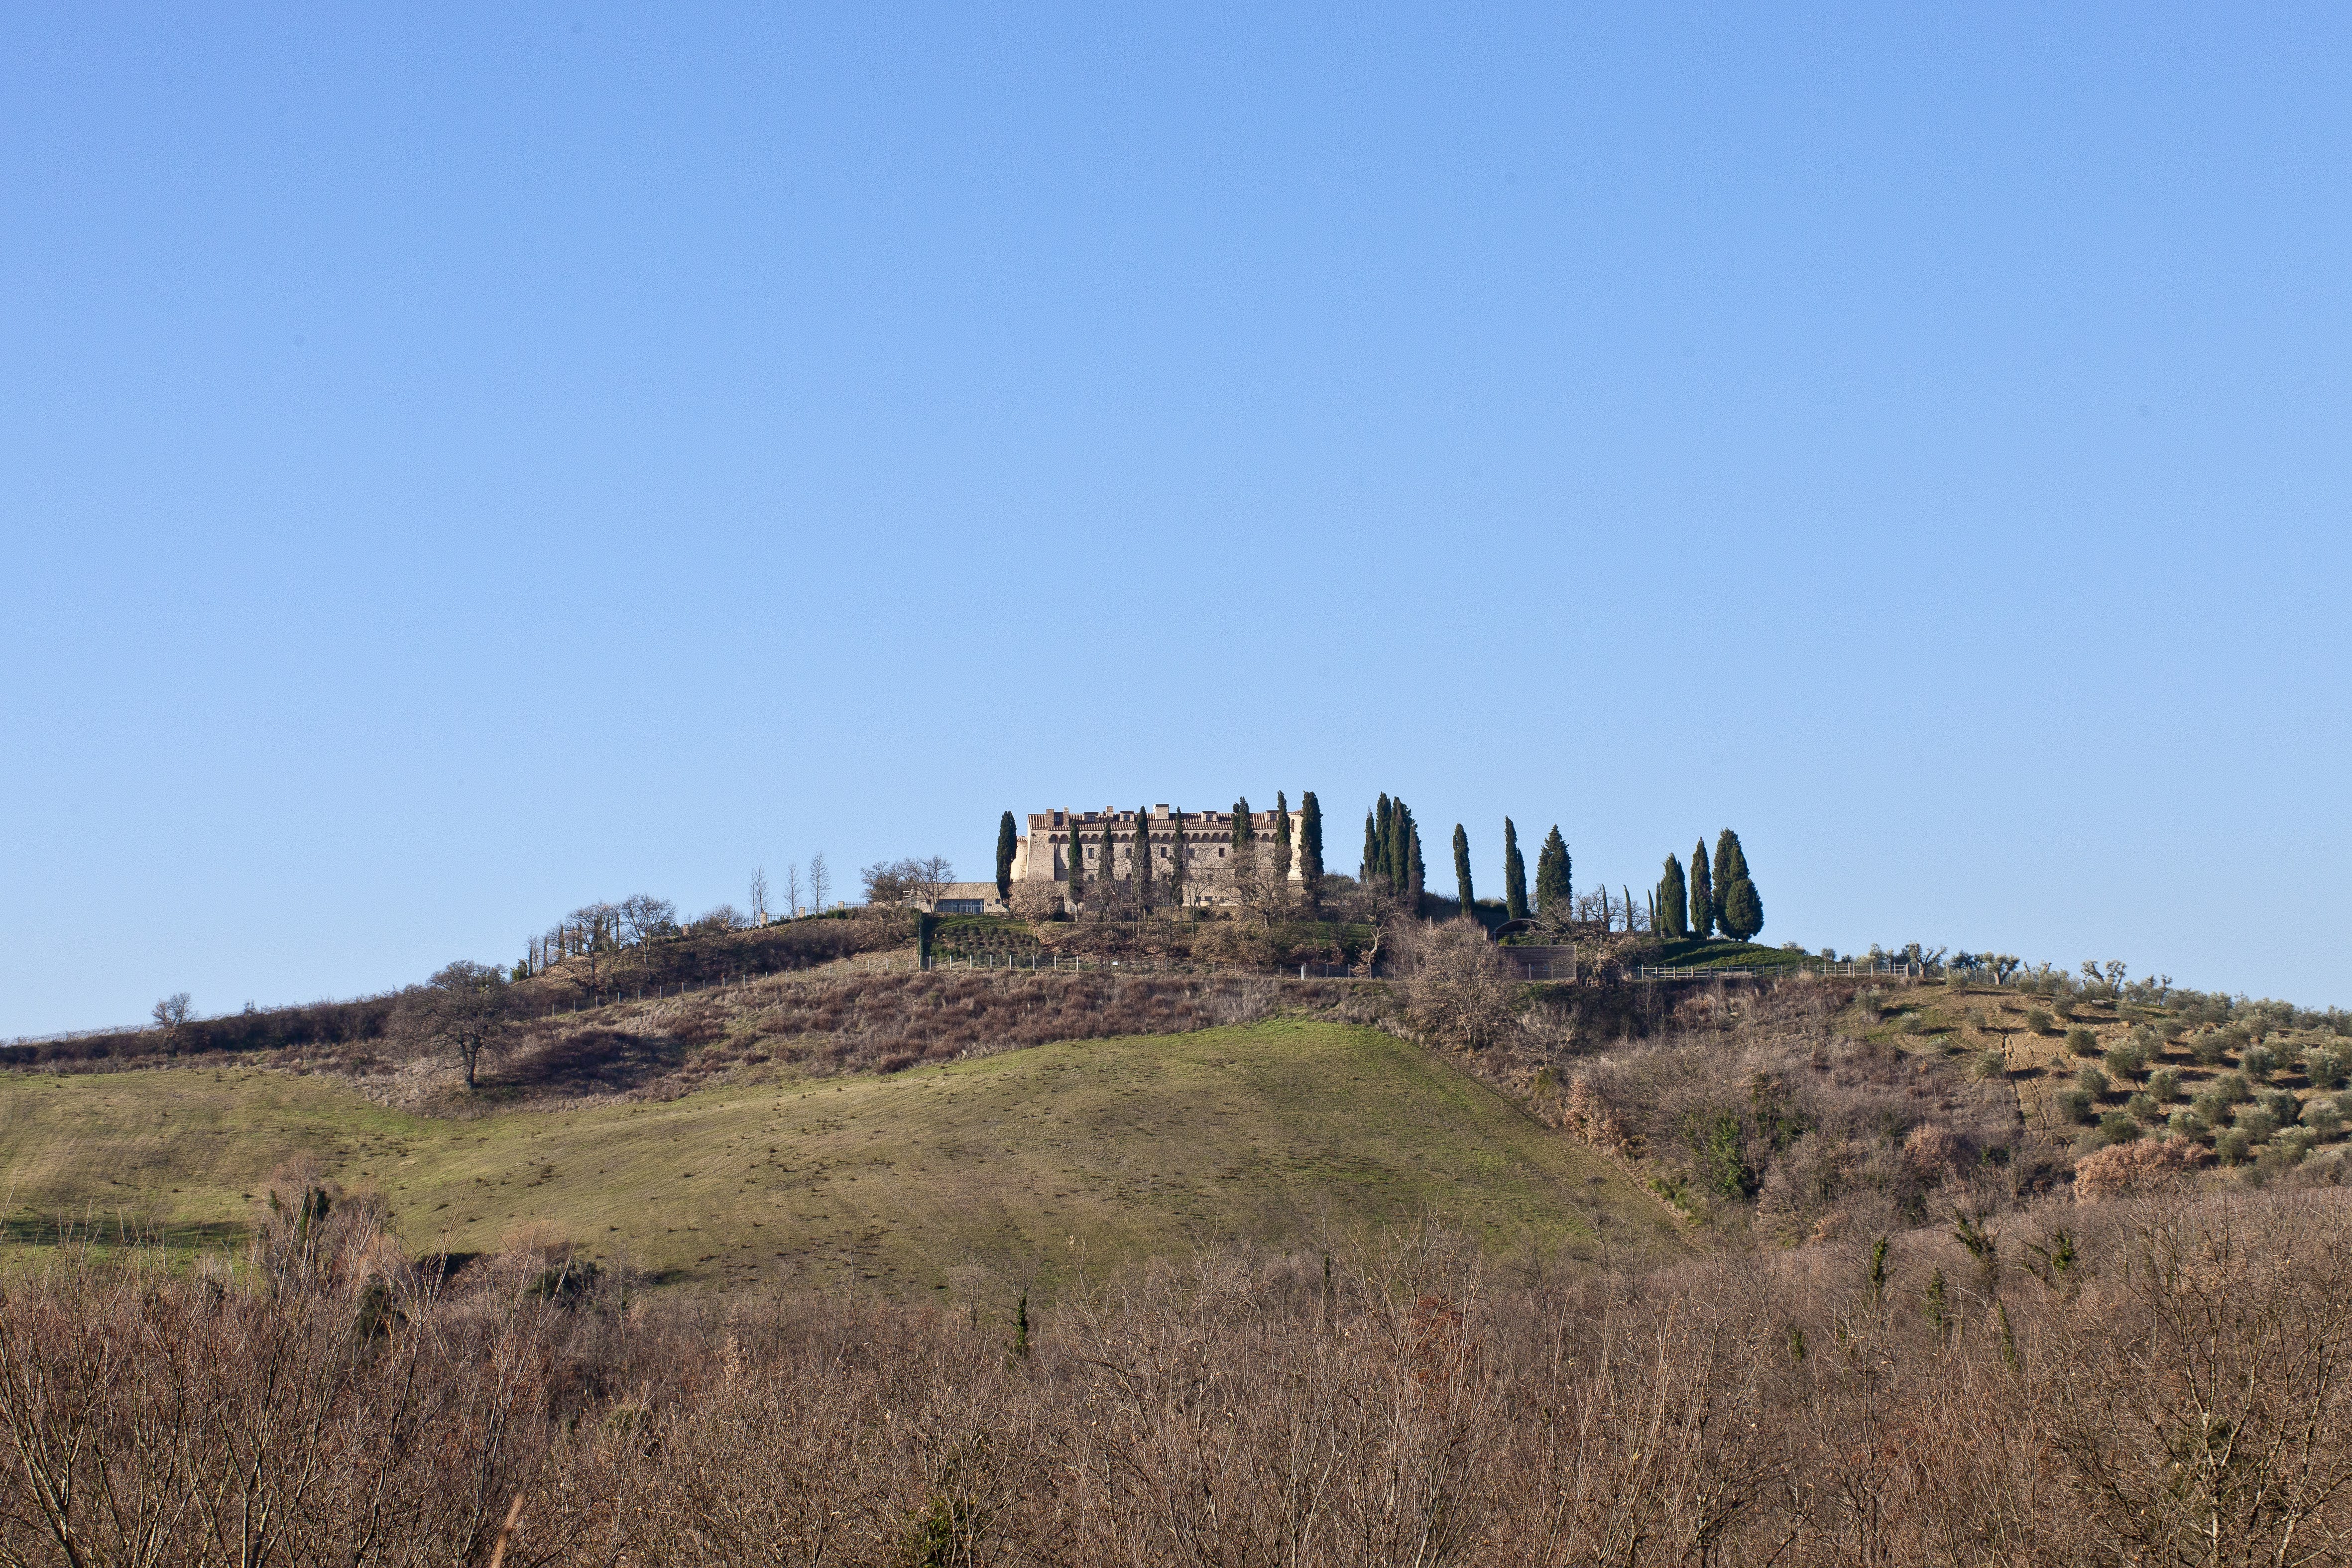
1655, 829, 1764, 942
1481, 816, 1564, 925
1362, 795, 1426, 907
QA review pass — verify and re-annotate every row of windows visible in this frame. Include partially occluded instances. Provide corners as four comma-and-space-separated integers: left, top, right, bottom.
1074, 844, 1229, 860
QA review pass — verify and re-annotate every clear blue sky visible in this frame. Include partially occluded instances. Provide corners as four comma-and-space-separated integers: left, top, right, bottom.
4, 5, 2347, 1035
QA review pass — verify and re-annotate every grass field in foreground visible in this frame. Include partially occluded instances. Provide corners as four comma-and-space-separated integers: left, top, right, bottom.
1, 1020, 1685, 1297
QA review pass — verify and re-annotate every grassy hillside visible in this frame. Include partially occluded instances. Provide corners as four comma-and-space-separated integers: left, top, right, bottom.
0, 1020, 1685, 1297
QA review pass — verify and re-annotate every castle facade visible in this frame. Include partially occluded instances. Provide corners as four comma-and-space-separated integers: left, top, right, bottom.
1013, 805, 1303, 908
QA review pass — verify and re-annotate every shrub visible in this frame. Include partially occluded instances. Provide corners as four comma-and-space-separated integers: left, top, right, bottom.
2217, 1127, 2253, 1165
2215, 1071, 2252, 1106
2191, 1089, 2230, 1125
2125, 1092, 2161, 1123
2097, 1111, 2142, 1145
2191, 1031, 2229, 1067
2234, 1106, 2277, 1144
2148, 1068, 2183, 1104
2074, 1135, 2203, 1201
1967, 1050, 2006, 1082
2243, 1045, 2277, 1084
2103, 1044, 2144, 1081
2168, 1108, 2209, 1141
2303, 1098, 2344, 1137
2261, 1089, 2300, 1125
2305, 1047, 2348, 1091
2075, 1065, 2110, 1099
2027, 1008, 2054, 1035
2276, 1127, 2318, 1165
2066, 1027, 2100, 1058
2056, 1088, 2095, 1124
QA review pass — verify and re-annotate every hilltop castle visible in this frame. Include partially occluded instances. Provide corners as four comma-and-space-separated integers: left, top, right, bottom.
1005, 804, 1305, 910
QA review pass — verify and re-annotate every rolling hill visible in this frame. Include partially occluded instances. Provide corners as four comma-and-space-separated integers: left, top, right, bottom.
0, 1018, 1686, 1298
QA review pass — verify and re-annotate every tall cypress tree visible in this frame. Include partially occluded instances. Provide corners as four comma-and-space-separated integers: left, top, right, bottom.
1503, 818, 1529, 920
1535, 826, 1571, 919
1170, 808, 1187, 907
1452, 824, 1474, 915
1391, 801, 1416, 894
1231, 798, 1254, 850
1406, 821, 1425, 909
1716, 829, 1761, 941
1658, 853, 1689, 938
1066, 818, 1086, 902
1362, 809, 1380, 887
1372, 796, 1393, 888
1296, 791, 1321, 908
1715, 829, 1749, 893
995, 810, 1018, 900
1689, 839, 1714, 940
1134, 807, 1154, 910
1273, 792, 1292, 882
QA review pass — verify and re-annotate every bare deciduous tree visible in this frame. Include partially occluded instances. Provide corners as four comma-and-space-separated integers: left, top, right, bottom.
808, 852, 831, 913
618, 893, 678, 945
749, 867, 770, 926
784, 862, 803, 918
394, 961, 516, 1090
150, 992, 192, 1044
1394, 919, 1518, 1050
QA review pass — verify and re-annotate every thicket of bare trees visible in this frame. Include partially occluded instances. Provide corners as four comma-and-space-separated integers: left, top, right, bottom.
10, 1186, 2352, 1566
860, 856, 953, 907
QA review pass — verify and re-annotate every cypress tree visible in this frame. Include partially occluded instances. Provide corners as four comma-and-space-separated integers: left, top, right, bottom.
1658, 853, 1689, 939
1535, 826, 1571, 919
1273, 792, 1292, 882
1066, 819, 1086, 902
1231, 797, 1253, 850
995, 810, 1018, 900
1503, 818, 1529, 920
1392, 801, 1416, 894
1452, 824, 1474, 915
1720, 875, 1764, 942
1689, 840, 1714, 940
1134, 807, 1154, 910
1373, 796, 1393, 888
1170, 808, 1187, 906
1407, 821, 1425, 909
1296, 792, 1322, 908
1363, 809, 1380, 887
1715, 829, 1748, 892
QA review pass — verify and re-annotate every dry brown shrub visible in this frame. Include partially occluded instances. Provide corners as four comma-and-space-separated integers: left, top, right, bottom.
2073, 1135, 2206, 1202
14, 1195, 2352, 1564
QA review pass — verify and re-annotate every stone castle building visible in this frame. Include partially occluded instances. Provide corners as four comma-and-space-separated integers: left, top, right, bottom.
1010, 804, 1304, 909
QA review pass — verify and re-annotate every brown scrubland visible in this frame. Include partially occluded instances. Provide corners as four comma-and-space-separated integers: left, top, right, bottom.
8, 1172, 2352, 1566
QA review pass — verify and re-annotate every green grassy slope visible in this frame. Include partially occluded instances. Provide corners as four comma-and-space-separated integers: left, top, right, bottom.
1, 1020, 1684, 1296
